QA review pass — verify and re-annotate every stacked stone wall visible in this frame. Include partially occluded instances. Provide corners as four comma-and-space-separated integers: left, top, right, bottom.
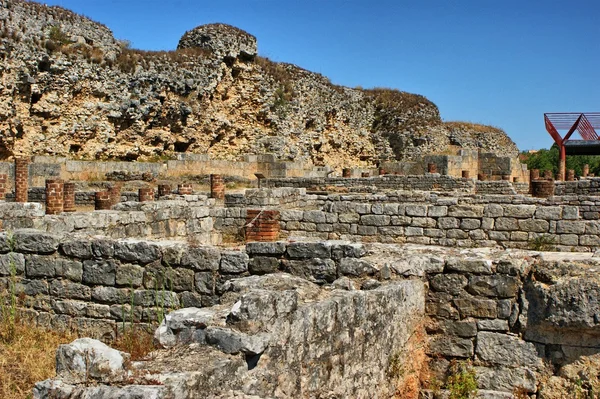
555, 178, 600, 195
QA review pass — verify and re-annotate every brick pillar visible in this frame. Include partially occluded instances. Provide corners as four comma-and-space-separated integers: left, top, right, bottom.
63, 182, 76, 212
361, 172, 370, 178
566, 169, 576, 181
45, 179, 64, 215
158, 184, 171, 197
427, 163, 437, 173
583, 164, 590, 178
178, 184, 193, 195
543, 170, 553, 180
342, 168, 351, 178
0, 173, 7, 200
245, 209, 280, 242
462, 170, 470, 179
108, 183, 122, 207
95, 191, 112, 210
139, 188, 154, 202
14, 157, 30, 203
210, 174, 225, 200
530, 169, 540, 181
477, 173, 487, 181
531, 180, 555, 198
378, 167, 386, 176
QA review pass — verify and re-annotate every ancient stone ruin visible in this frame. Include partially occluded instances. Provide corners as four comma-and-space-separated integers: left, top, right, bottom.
0, 1, 598, 398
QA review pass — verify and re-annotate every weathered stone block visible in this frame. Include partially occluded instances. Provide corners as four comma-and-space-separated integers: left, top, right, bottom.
280, 210, 303, 221
503, 205, 536, 218
0, 253, 25, 276
427, 335, 474, 357
446, 229, 468, 239
430, 274, 468, 295
446, 258, 493, 274
331, 242, 366, 260
181, 246, 221, 270
448, 205, 484, 218
475, 332, 542, 368
426, 291, 459, 319
438, 217, 460, 229
91, 286, 129, 304
338, 213, 360, 224
338, 258, 377, 277
405, 227, 424, 236
114, 240, 161, 265
360, 215, 390, 226
460, 219, 481, 230
91, 239, 114, 258
510, 231, 528, 241
13, 229, 60, 254
303, 210, 327, 224
391, 216, 412, 226
25, 255, 56, 278
282, 258, 336, 284
518, 219, 549, 233
483, 204, 504, 218
580, 235, 600, 246
412, 217, 436, 228
60, 240, 93, 259
454, 297, 497, 318
477, 319, 509, 332
481, 217, 494, 230
406, 205, 427, 217
562, 205, 579, 220
556, 220, 586, 234
51, 280, 91, 300
495, 217, 518, 231
83, 259, 117, 286
428, 206, 448, 217
534, 206, 562, 220
245, 241, 286, 256
357, 225, 378, 235
475, 366, 537, 393
17, 279, 49, 296
220, 251, 249, 274
195, 272, 216, 295
559, 234, 579, 246
287, 242, 331, 259
115, 264, 144, 287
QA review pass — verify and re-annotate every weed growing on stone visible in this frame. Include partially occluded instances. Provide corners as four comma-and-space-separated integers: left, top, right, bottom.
528, 234, 556, 251
446, 360, 477, 399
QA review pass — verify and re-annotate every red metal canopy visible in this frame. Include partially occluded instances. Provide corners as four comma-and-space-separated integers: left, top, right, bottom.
544, 113, 600, 180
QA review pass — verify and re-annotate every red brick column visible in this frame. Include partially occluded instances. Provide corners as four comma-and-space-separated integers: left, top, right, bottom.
14, 157, 30, 203
531, 180, 555, 198
210, 174, 225, 200
63, 182, 76, 212
378, 168, 387, 176
478, 173, 487, 181
139, 188, 154, 202
95, 191, 112, 210
566, 169, 576, 181
361, 172, 370, 178
427, 163, 437, 173
342, 168, 351, 178
530, 169, 540, 181
245, 209, 280, 242
45, 179, 64, 215
543, 170, 554, 180
462, 170, 470, 179
158, 184, 171, 197
0, 174, 7, 200
178, 184, 193, 195
108, 183, 122, 207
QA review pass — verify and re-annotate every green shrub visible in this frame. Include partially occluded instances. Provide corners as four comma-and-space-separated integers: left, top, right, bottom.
446, 360, 478, 399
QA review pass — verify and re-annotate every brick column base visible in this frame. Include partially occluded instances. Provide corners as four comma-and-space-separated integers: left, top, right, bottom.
95, 191, 112, 210
15, 157, 30, 203
158, 184, 171, 197
139, 188, 155, 202
245, 209, 280, 242
210, 174, 225, 200
45, 179, 64, 215
0, 174, 7, 200
178, 184, 193, 195
63, 182, 76, 212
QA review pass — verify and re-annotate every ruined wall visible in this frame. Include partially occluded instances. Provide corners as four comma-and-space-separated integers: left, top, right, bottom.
555, 178, 600, 196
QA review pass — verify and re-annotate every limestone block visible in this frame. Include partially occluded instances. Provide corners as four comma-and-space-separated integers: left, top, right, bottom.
330, 242, 366, 260
60, 240, 93, 259
446, 258, 493, 274
55, 338, 129, 384
534, 206, 562, 220
503, 205, 536, 218
25, 255, 56, 278
448, 205, 484, 218
430, 273, 468, 295
428, 206, 448, 217
460, 218, 481, 230
338, 212, 360, 224
115, 263, 144, 287
245, 241, 287, 256
360, 215, 390, 226
518, 218, 549, 233
303, 210, 327, 224
405, 226, 424, 236
556, 220, 586, 234
83, 259, 117, 286
405, 204, 427, 217
195, 272, 216, 295
427, 335, 474, 357
454, 297, 497, 318
91, 286, 129, 304
475, 332, 542, 368
438, 217, 460, 229
181, 246, 221, 270
154, 307, 216, 348
220, 251, 249, 274
338, 258, 378, 277
287, 242, 331, 259
447, 229, 468, 239
391, 216, 412, 226
17, 279, 49, 296
391, 255, 444, 277
412, 217, 436, 228
0, 252, 25, 276
282, 258, 336, 284
495, 217, 518, 231
91, 239, 115, 258
248, 257, 280, 275
580, 235, 600, 246
477, 319, 509, 332
483, 204, 504, 218
13, 229, 60, 254
50, 280, 91, 300
113, 240, 161, 265
562, 205, 579, 220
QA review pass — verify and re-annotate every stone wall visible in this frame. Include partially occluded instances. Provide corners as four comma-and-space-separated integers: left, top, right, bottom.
263, 174, 476, 193
555, 178, 600, 195
273, 192, 600, 251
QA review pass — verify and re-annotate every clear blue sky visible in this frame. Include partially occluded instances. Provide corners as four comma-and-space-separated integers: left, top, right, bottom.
44, 0, 600, 151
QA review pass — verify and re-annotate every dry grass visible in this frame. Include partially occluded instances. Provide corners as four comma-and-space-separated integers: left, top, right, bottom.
112, 325, 156, 361
0, 318, 75, 399
444, 121, 504, 134
364, 87, 436, 111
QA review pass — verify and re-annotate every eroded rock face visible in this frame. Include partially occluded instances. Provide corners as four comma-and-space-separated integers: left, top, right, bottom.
0, 0, 518, 168
178, 23, 257, 60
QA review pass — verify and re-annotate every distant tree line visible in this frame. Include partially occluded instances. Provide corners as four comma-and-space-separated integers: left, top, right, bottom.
521, 144, 600, 177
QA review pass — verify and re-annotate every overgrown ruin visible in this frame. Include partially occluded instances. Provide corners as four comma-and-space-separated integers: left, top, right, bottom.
0, 1, 599, 398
